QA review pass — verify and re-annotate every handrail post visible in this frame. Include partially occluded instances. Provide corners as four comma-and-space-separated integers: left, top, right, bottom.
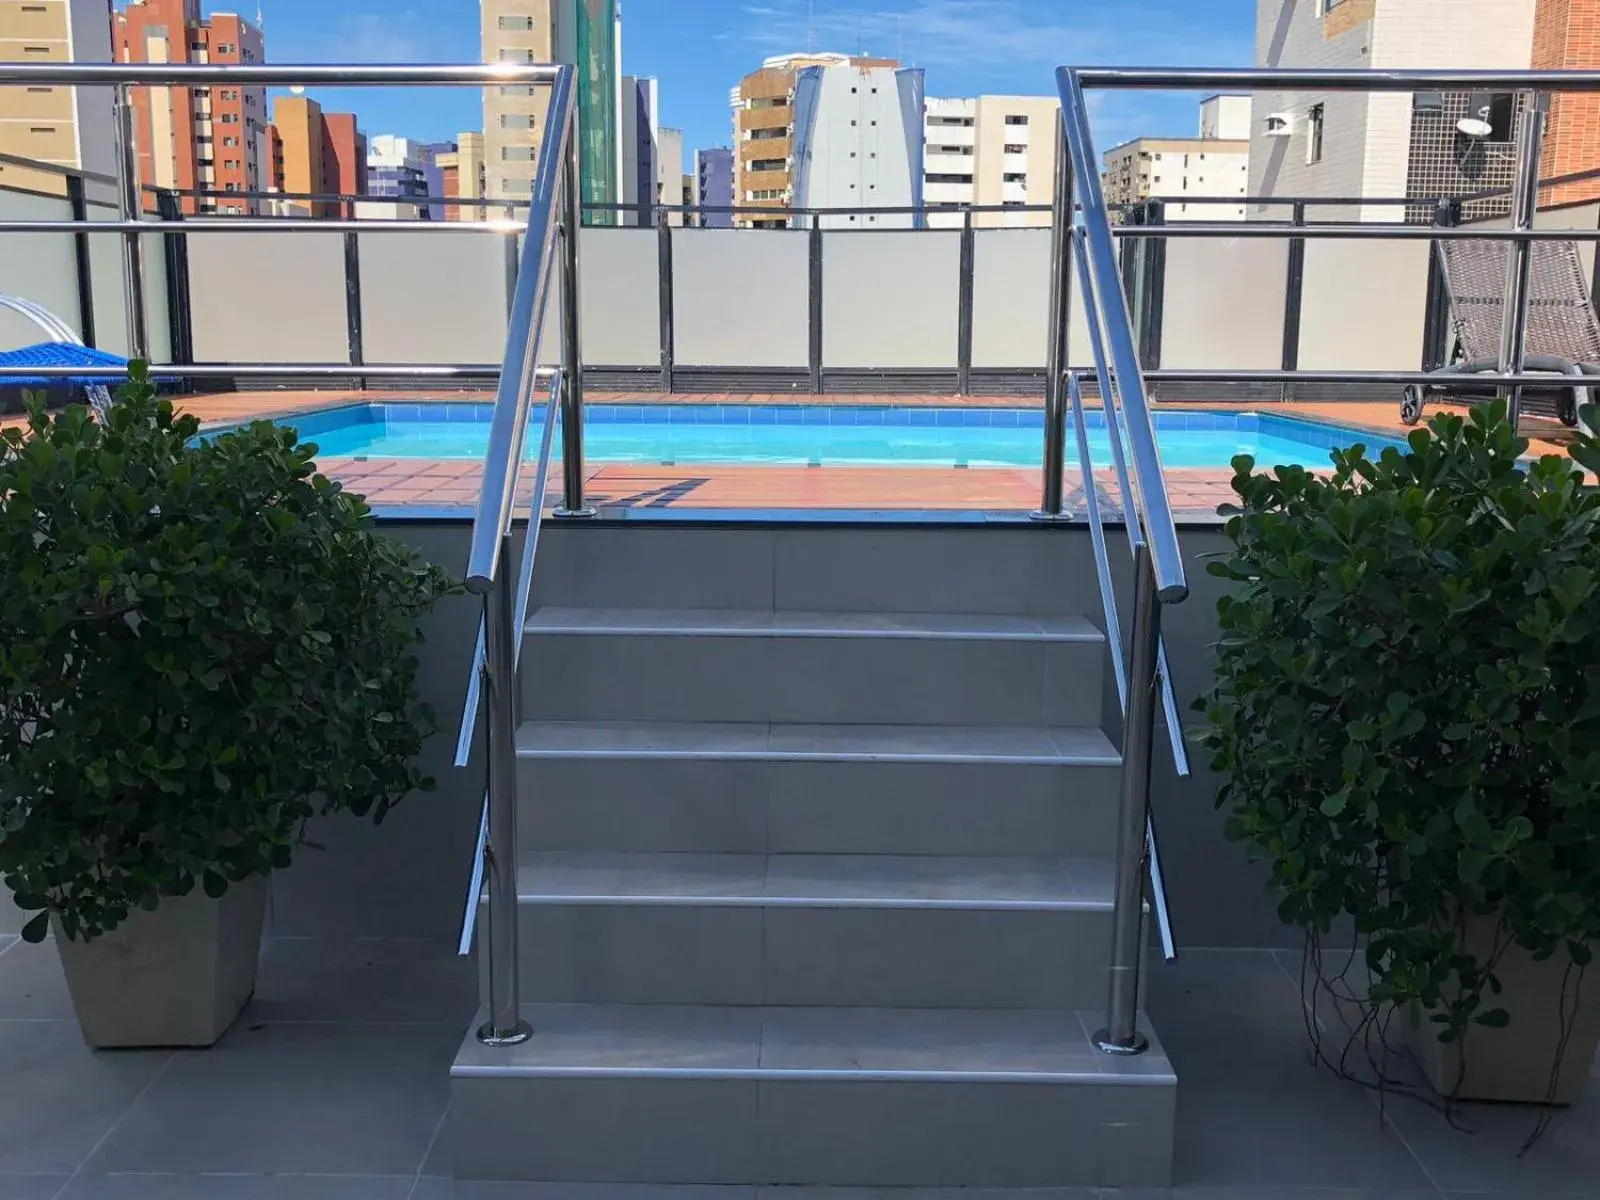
1095, 542, 1161, 1056
956, 207, 975, 395
112, 84, 148, 361
1280, 200, 1306, 401
65, 173, 96, 348
555, 109, 594, 518
477, 530, 532, 1046
1035, 113, 1073, 520
1499, 92, 1546, 436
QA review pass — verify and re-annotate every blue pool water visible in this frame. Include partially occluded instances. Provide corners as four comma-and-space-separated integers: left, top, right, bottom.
263, 403, 1410, 470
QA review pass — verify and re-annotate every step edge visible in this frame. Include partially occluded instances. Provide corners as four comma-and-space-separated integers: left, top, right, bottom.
451, 1063, 1174, 1085
508, 892, 1114, 912
523, 608, 1105, 644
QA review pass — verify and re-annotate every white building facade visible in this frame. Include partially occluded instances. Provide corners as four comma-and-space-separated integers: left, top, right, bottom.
790, 62, 926, 229
923, 94, 1061, 228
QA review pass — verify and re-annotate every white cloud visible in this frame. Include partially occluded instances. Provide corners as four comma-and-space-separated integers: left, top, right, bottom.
326, 11, 431, 62
735, 0, 1249, 72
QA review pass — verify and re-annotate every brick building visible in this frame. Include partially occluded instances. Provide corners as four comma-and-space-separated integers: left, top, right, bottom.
267, 94, 366, 218
1534, 0, 1600, 204
115, 0, 265, 214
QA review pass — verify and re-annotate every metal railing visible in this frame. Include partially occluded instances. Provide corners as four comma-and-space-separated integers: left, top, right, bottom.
1054, 63, 1600, 1059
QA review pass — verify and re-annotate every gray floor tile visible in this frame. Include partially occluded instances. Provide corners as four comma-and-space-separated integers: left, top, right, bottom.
0, 937, 72, 1019
1381, 1087, 1600, 1196
59, 1175, 416, 1199
759, 1007, 1102, 1074
516, 721, 770, 758
753, 1191, 1102, 1200
763, 855, 1079, 907
451, 1004, 762, 1073
247, 938, 476, 1026
85, 1023, 456, 1175
0, 1175, 70, 1200
0, 1020, 171, 1174
525, 607, 776, 635
1145, 950, 1437, 1191
516, 853, 767, 902
765, 723, 1073, 764
1114, 1190, 1443, 1199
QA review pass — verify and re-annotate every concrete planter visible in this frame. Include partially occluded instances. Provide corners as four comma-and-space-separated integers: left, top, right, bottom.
54, 874, 269, 1049
1407, 914, 1600, 1105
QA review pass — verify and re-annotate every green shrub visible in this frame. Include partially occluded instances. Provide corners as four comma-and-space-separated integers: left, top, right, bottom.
0, 366, 456, 943
1196, 401, 1600, 1049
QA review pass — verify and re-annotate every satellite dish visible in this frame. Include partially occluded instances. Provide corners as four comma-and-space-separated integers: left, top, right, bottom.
1456, 116, 1493, 139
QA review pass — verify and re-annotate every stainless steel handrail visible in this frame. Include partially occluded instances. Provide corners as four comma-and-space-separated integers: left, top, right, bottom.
456, 367, 563, 958
0, 63, 560, 85
1057, 68, 1187, 604
1075, 66, 1600, 90
457, 62, 580, 1049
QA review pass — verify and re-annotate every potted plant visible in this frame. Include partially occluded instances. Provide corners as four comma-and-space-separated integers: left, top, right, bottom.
1196, 401, 1600, 1106
0, 366, 454, 1048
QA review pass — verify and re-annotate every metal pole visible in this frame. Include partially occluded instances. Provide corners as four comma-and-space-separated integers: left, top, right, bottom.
156, 190, 192, 369
555, 113, 593, 518
1095, 542, 1161, 1056
1499, 93, 1546, 436
956, 207, 975, 395
1280, 201, 1307, 400
112, 85, 148, 361
1138, 199, 1167, 373
66, 174, 96, 348
477, 532, 532, 1047
808, 217, 824, 393
658, 207, 675, 392
1036, 115, 1073, 519
342, 230, 365, 387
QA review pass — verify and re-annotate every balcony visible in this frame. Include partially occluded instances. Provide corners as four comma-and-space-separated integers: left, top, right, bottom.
1, 59, 1600, 1200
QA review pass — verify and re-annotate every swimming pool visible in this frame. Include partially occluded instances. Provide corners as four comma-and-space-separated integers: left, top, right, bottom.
258, 403, 1409, 470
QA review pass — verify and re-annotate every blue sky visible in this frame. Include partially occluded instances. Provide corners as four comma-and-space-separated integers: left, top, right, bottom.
210, 0, 1258, 172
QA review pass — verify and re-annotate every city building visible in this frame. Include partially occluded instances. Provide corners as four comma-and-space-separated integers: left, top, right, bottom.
361, 134, 434, 220
1101, 95, 1251, 221
1248, 0, 1547, 221
620, 75, 658, 226
729, 52, 900, 228
0, 0, 115, 197
115, 0, 266, 214
267, 94, 366, 218
922, 94, 1062, 228
1535, 0, 1600, 205
481, 0, 620, 224
435, 132, 487, 221
791, 61, 926, 229
657, 124, 682, 225
696, 147, 734, 227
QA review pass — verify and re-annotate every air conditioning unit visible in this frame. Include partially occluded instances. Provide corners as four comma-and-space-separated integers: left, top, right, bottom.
1263, 112, 1294, 137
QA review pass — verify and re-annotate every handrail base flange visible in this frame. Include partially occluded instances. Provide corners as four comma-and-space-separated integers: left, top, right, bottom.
1093, 1028, 1151, 1057
477, 1019, 534, 1047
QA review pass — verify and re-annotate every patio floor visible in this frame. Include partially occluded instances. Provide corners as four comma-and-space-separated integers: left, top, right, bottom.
1, 933, 1596, 1199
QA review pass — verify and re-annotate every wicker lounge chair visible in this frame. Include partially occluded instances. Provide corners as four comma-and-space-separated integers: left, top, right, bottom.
1401, 238, 1600, 429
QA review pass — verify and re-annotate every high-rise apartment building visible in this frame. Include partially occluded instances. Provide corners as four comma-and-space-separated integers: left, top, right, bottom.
1101, 95, 1251, 221
922, 95, 1060, 228
620, 75, 658, 225
790, 61, 925, 229
361, 134, 435, 220
116, 0, 265, 214
656, 124, 683, 226
729, 52, 900, 228
435, 131, 486, 220
0, 0, 115, 197
1248, 0, 1558, 221
696, 147, 734, 227
481, 0, 620, 223
1534, 0, 1600, 205
267, 94, 366, 218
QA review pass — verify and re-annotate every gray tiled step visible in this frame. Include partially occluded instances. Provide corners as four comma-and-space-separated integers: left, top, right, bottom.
514, 721, 1121, 858
449, 1004, 1175, 1186
517, 610, 1107, 726
497, 853, 1118, 1008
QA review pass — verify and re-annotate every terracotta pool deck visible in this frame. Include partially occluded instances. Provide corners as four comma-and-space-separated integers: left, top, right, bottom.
17, 389, 1576, 518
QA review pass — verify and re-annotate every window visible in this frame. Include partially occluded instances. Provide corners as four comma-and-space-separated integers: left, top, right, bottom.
1322, 0, 1347, 10
499, 48, 536, 62
28, 125, 56, 134
501, 146, 535, 161
749, 126, 786, 140
22, 45, 49, 54
220, 113, 238, 124
750, 158, 785, 172
224, 159, 239, 169
223, 135, 239, 147
498, 14, 534, 29
224, 182, 239, 191
926, 172, 974, 184
502, 177, 533, 193
215, 42, 234, 53
1003, 143, 1025, 154
500, 113, 534, 130
1004, 114, 1028, 125
190, 41, 205, 51
25, 86, 52, 93
196, 135, 213, 145
1002, 172, 1026, 183
1306, 102, 1324, 164
20, 4, 46, 10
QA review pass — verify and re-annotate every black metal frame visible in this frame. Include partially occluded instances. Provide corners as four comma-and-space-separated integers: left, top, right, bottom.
65, 174, 96, 349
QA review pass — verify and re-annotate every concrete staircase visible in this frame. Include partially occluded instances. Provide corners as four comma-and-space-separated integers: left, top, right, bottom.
448, 525, 1176, 1189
